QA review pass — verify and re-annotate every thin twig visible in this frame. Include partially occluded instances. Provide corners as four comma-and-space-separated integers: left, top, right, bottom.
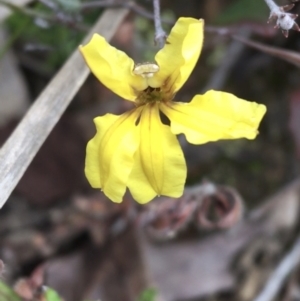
152, 0, 166, 48
130, 2, 159, 21
81, 0, 172, 26
80, 0, 120, 10
80, 1, 242, 38
253, 235, 300, 301
0, 8, 129, 209
264, 0, 278, 11
81, 0, 168, 47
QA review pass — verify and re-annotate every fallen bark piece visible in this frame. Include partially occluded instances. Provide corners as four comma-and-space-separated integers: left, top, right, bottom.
138, 179, 300, 301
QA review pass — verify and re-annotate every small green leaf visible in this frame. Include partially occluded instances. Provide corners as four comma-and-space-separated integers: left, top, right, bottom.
44, 287, 63, 301
0, 281, 21, 301
137, 288, 157, 301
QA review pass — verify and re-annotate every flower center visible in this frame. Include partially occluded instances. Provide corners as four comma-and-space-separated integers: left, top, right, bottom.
134, 62, 169, 106
136, 87, 165, 106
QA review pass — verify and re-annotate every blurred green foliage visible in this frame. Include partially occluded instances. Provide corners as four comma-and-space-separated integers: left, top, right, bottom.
0, 281, 65, 301
0, 281, 21, 301
0, 281, 157, 301
44, 287, 63, 301
137, 288, 157, 301
4, 2, 100, 70
215, 0, 269, 24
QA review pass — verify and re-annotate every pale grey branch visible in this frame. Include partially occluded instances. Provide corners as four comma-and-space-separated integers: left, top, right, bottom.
264, 0, 278, 11
153, 0, 166, 48
254, 235, 300, 301
0, 8, 129, 208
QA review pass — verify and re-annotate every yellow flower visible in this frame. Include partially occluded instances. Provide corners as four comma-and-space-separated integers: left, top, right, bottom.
79, 17, 266, 204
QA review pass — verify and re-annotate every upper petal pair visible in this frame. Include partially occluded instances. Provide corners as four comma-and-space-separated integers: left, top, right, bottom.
148, 18, 204, 92
79, 18, 204, 100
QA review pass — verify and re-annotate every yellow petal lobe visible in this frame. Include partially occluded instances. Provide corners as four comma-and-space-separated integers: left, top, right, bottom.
85, 108, 142, 203
85, 114, 118, 189
160, 90, 266, 144
148, 18, 204, 92
128, 104, 186, 204
80, 34, 147, 101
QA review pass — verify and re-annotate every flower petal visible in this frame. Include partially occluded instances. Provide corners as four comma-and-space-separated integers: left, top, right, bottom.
85, 113, 118, 189
147, 18, 204, 92
85, 108, 142, 203
160, 90, 267, 144
80, 34, 147, 101
128, 104, 186, 204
